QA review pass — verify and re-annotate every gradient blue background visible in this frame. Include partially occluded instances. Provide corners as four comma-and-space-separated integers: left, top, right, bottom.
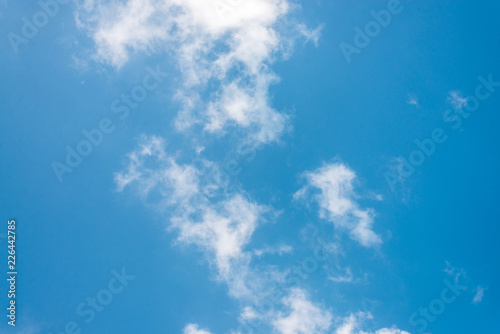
1, 0, 499, 333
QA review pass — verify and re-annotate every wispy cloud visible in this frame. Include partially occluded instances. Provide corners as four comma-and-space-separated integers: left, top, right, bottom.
115, 136, 337, 332
294, 162, 382, 248
443, 260, 468, 284
253, 244, 293, 257
272, 288, 333, 334
328, 267, 355, 283
114, 135, 274, 301
184, 323, 213, 334
76, 0, 320, 145
447, 91, 468, 110
335, 312, 410, 334
335, 312, 372, 334
116, 137, 408, 333
407, 94, 419, 107
472, 286, 485, 304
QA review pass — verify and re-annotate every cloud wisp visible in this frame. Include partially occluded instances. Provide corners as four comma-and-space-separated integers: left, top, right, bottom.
114, 135, 275, 301
115, 136, 337, 333
335, 312, 410, 334
115, 137, 409, 334
76, 0, 319, 145
295, 162, 382, 248
472, 286, 485, 304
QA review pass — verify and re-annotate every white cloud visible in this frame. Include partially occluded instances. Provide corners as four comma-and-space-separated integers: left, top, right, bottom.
253, 244, 293, 257
443, 261, 468, 285
184, 323, 213, 334
328, 267, 354, 283
297, 23, 323, 47
76, 0, 319, 145
364, 329, 411, 334
295, 162, 382, 248
406, 94, 419, 107
115, 137, 334, 333
114, 135, 271, 300
447, 91, 468, 110
472, 286, 485, 304
115, 139, 406, 334
174, 194, 261, 275
272, 288, 333, 334
239, 306, 262, 322
335, 313, 371, 334
335, 313, 411, 334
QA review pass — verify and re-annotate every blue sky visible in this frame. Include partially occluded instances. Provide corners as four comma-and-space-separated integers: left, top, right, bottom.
1, 0, 499, 333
